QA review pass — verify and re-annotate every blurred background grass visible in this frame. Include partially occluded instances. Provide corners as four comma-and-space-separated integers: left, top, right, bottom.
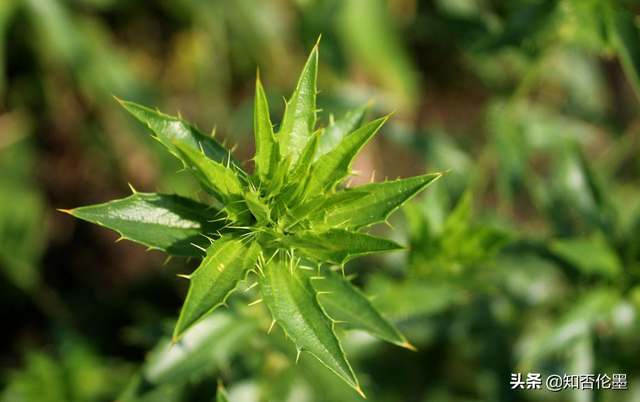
1, 0, 640, 401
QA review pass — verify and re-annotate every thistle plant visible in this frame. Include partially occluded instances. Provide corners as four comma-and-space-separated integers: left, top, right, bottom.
61, 42, 444, 396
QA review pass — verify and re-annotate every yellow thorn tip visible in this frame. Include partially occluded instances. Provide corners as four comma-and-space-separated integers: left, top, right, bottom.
111, 94, 124, 105
401, 341, 418, 352
355, 385, 366, 399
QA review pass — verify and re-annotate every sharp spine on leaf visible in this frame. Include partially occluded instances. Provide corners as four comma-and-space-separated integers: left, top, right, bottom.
190, 243, 207, 253
345, 177, 355, 188
200, 233, 216, 242
248, 298, 263, 306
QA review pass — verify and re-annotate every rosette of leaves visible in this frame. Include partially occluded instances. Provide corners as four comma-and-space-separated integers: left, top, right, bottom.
61, 43, 444, 396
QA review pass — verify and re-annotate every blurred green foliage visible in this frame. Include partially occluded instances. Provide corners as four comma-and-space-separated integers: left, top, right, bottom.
1, 0, 640, 401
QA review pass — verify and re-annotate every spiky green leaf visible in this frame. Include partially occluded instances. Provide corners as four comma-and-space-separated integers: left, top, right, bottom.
281, 132, 320, 204
117, 99, 242, 170
305, 116, 389, 197
279, 191, 368, 231
290, 131, 320, 180
280, 229, 404, 266
65, 193, 222, 258
310, 268, 412, 349
279, 195, 328, 231
317, 173, 444, 231
265, 156, 291, 197
243, 189, 270, 225
173, 235, 260, 341
172, 141, 250, 224
259, 260, 361, 393
253, 75, 279, 182
278, 45, 318, 163
317, 103, 370, 158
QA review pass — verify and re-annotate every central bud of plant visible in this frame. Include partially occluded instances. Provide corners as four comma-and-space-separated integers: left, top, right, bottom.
64, 42, 444, 396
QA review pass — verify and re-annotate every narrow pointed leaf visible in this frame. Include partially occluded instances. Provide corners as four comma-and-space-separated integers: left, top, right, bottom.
216, 382, 231, 402
306, 116, 388, 197
66, 193, 222, 257
118, 99, 242, 170
282, 133, 320, 204
172, 141, 250, 223
266, 156, 291, 197
253, 76, 279, 181
243, 189, 270, 225
259, 260, 360, 391
173, 236, 260, 341
319, 172, 443, 231
280, 191, 368, 231
281, 229, 404, 266
290, 131, 320, 180
279, 195, 328, 230
278, 46, 318, 163
606, 7, 640, 102
550, 235, 622, 279
317, 103, 370, 159
121, 312, 255, 401
310, 268, 411, 348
